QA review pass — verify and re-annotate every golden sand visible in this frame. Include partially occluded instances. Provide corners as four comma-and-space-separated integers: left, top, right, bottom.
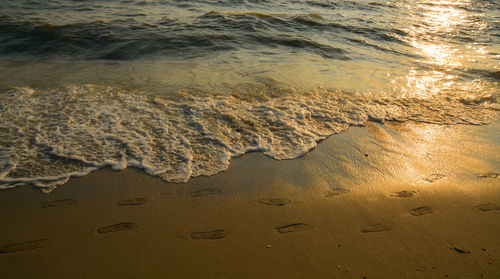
1, 121, 499, 278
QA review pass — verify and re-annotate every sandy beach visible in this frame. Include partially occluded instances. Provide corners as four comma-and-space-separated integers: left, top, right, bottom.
2, 0, 499, 278
0, 120, 499, 279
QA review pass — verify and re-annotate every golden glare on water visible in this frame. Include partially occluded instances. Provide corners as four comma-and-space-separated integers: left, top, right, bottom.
394, 0, 492, 98
403, 69, 456, 97
417, 2, 469, 33
411, 42, 461, 68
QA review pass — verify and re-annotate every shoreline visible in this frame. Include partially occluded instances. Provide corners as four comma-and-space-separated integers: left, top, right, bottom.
1, 120, 499, 278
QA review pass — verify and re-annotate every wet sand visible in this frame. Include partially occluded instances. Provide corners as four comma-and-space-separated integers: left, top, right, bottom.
0, 120, 499, 279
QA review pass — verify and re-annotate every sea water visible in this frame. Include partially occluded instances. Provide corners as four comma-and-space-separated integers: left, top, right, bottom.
0, 0, 498, 191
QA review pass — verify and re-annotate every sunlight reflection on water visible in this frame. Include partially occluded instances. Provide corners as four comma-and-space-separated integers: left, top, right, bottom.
393, 0, 496, 98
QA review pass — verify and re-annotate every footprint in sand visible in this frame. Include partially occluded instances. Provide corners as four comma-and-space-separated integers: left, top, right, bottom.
116, 198, 150, 206
191, 230, 228, 239
259, 198, 291, 206
477, 172, 499, 179
276, 223, 314, 234
476, 203, 500, 212
0, 239, 49, 255
96, 222, 137, 234
390, 190, 417, 198
424, 174, 445, 182
41, 199, 78, 208
361, 222, 394, 233
325, 187, 350, 197
190, 188, 222, 197
452, 247, 471, 254
410, 206, 434, 216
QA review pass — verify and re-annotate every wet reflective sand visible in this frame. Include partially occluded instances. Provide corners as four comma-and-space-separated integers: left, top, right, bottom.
0, 120, 498, 278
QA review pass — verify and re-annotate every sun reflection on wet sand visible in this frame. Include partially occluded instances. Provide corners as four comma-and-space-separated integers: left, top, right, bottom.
382, 120, 500, 197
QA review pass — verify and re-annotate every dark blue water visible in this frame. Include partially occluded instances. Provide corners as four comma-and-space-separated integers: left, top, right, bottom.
1, 0, 499, 90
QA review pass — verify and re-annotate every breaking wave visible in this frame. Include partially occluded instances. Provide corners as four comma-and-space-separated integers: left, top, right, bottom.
0, 84, 498, 192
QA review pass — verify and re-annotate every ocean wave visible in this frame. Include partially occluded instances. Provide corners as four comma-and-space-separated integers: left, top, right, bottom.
0, 84, 497, 192
0, 18, 239, 59
0, 10, 409, 61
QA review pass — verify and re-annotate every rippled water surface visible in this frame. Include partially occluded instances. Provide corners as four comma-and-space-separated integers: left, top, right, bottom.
0, 0, 499, 191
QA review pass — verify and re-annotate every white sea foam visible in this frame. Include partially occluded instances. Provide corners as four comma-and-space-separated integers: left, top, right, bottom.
0, 85, 498, 192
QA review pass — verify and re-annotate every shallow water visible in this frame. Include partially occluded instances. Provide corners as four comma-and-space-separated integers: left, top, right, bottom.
0, 0, 499, 191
